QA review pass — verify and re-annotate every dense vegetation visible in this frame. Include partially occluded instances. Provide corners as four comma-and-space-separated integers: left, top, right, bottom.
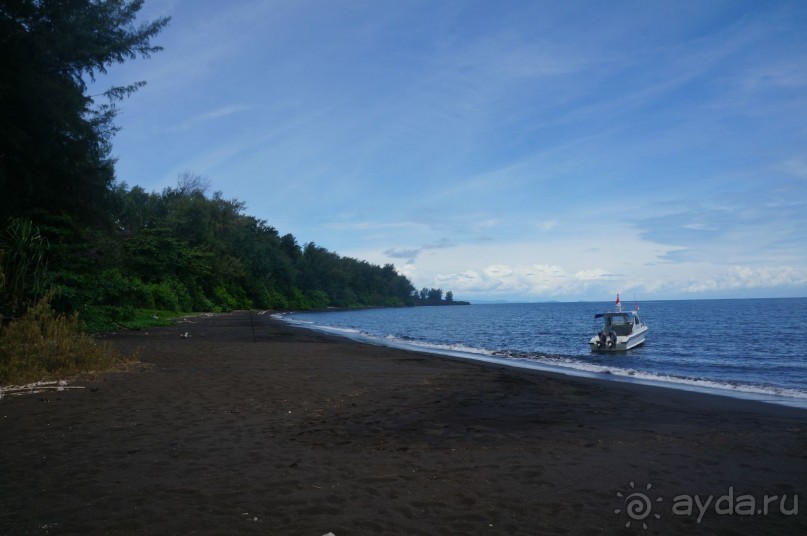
1, 174, 418, 331
51, 174, 418, 328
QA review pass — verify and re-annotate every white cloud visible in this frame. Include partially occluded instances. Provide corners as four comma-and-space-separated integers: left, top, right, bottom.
344, 217, 807, 300
574, 268, 611, 281
435, 263, 610, 297
683, 265, 807, 293
432, 261, 807, 300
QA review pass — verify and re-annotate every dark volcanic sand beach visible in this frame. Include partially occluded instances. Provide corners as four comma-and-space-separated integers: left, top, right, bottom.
1, 312, 805, 535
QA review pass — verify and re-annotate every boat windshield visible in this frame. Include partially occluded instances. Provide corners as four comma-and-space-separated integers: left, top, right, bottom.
607, 314, 629, 326
602, 313, 636, 336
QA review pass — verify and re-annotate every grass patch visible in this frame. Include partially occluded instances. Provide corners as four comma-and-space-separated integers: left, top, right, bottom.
126, 309, 192, 330
0, 295, 137, 385
81, 308, 194, 332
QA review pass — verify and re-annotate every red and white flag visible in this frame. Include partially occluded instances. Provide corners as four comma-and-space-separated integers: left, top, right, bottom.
615, 293, 620, 305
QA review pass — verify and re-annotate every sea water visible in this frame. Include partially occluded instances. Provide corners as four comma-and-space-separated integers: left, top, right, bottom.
278, 298, 807, 408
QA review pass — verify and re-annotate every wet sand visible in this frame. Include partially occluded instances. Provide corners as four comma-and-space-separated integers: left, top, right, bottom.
1, 311, 805, 535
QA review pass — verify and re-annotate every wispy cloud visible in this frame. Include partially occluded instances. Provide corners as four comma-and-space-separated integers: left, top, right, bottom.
434, 263, 617, 297
783, 157, 807, 179
537, 220, 558, 232
167, 104, 252, 132
324, 221, 426, 231
385, 238, 453, 264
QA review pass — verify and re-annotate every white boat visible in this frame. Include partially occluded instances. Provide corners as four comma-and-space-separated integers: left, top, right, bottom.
589, 296, 647, 352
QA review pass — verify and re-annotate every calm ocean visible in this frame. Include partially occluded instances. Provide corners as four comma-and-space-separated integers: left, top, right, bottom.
279, 298, 807, 408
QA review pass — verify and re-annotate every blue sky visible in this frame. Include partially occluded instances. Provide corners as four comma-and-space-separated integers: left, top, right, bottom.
97, 0, 807, 301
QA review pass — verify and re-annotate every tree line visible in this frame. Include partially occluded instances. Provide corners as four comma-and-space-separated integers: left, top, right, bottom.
1, 173, 420, 328
413, 288, 469, 306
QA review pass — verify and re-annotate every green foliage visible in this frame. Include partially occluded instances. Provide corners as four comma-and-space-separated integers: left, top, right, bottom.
0, 218, 49, 316
89, 179, 416, 316
0, 294, 133, 385
287, 287, 309, 310
149, 281, 181, 312
79, 304, 136, 331
95, 269, 152, 308
126, 309, 190, 330
266, 288, 290, 310
212, 285, 238, 312
81, 308, 191, 333
306, 290, 330, 310
2, 181, 422, 331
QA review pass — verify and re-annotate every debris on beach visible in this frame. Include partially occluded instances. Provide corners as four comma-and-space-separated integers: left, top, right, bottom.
0, 380, 86, 398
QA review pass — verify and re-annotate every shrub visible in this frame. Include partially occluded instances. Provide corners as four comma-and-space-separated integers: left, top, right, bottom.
102, 270, 152, 308
305, 290, 330, 309
149, 281, 180, 311
188, 283, 214, 312
0, 295, 134, 385
169, 279, 193, 312
287, 287, 309, 310
266, 289, 289, 310
213, 285, 238, 311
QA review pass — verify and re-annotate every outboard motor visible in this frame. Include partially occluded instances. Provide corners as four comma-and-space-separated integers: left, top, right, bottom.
607, 330, 617, 349
597, 331, 606, 349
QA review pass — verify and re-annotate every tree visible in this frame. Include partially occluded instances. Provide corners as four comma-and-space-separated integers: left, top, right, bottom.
0, 0, 170, 225
280, 234, 301, 261
175, 171, 211, 197
445, 290, 453, 303
427, 288, 443, 302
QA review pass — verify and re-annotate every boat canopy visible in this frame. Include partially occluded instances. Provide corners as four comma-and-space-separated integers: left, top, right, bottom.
594, 311, 638, 321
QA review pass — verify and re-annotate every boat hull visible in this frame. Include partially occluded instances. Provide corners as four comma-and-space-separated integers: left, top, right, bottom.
589, 326, 648, 352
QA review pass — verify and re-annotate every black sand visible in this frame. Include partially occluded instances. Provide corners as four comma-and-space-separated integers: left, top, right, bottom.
1, 311, 805, 534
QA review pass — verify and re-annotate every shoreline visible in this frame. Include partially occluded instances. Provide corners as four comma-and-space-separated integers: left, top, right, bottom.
277, 311, 807, 410
278, 310, 807, 418
1, 311, 805, 534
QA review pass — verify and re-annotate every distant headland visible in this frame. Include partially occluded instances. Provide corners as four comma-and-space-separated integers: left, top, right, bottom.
413, 288, 470, 306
